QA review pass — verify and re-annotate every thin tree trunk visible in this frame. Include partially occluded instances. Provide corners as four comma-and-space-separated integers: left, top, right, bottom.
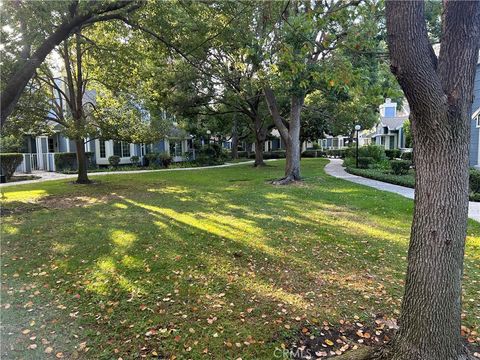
231, 118, 239, 160
253, 114, 266, 167
372, 2, 480, 360
75, 139, 90, 184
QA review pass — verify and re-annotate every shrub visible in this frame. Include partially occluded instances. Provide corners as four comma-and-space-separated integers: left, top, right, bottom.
400, 151, 413, 161
195, 144, 227, 166
385, 149, 401, 159
326, 149, 347, 158
470, 168, 480, 194
0, 153, 23, 180
54, 152, 94, 171
357, 157, 375, 169
302, 150, 326, 158
264, 150, 286, 159
346, 167, 415, 188
108, 155, 121, 168
312, 143, 320, 149
0, 135, 24, 153
159, 152, 172, 168
236, 151, 248, 158
130, 155, 140, 166
391, 160, 411, 175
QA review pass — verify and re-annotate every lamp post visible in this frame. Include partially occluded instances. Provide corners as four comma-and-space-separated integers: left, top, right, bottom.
355, 124, 361, 168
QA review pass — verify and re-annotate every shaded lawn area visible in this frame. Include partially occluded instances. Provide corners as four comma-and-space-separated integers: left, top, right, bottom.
1, 159, 479, 359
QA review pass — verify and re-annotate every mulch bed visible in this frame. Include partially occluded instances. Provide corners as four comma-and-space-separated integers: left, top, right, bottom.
288, 315, 480, 359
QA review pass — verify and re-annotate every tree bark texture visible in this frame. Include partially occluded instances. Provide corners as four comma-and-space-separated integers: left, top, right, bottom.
385, 1, 480, 359
75, 139, 90, 184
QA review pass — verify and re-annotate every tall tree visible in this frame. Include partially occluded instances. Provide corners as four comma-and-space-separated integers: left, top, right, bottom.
0, 0, 141, 127
261, 0, 368, 184
342, 2, 480, 360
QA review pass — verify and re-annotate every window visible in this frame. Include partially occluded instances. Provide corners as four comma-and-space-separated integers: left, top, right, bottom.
113, 141, 130, 157
122, 142, 130, 157
99, 140, 106, 158
169, 141, 182, 156
113, 141, 122, 157
380, 137, 385, 146
48, 138, 55, 153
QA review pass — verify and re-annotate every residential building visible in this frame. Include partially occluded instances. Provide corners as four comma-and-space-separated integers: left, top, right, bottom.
469, 53, 480, 169
372, 98, 410, 150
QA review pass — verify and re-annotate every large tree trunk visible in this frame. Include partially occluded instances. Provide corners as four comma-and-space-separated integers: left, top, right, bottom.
264, 87, 303, 184
75, 139, 90, 184
377, 2, 480, 360
281, 95, 302, 182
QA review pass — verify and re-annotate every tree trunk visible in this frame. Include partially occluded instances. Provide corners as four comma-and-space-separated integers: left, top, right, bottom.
75, 139, 90, 184
264, 87, 303, 184
253, 114, 266, 167
254, 137, 266, 167
231, 118, 239, 160
381, 1, 480, 359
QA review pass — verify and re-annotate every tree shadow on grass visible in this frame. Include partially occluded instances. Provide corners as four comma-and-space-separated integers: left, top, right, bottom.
1, 159, 478, 359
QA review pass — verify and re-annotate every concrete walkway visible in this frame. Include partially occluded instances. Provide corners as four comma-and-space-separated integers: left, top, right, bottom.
0, 160, 275, 188
325, 159, 480, 222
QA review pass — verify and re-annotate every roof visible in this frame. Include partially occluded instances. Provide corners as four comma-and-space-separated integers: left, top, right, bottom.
379, 115, 409, 131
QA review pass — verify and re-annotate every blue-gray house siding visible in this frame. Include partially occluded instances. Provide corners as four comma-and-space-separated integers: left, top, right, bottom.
470, 64, 480, 167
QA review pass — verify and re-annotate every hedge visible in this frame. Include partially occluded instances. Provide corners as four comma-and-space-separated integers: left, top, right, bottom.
400, 152, 413, 161
302, 150, 326, 158
54, 152, 94, 171
346, 166, 480, 202
144, 152, 172, 168
0, 153, 23, 180
391, 160, 412, 175
385, 149, 401, 159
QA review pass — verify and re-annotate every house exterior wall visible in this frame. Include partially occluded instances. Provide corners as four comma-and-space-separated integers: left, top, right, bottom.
470, 64, 480, 167
58, 135, 70, 152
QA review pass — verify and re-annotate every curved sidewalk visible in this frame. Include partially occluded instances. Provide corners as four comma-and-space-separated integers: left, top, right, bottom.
325, 159, 480, 222
0, 160, 277, 188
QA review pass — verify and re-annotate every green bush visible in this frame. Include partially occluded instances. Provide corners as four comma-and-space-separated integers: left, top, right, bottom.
0, 153, 23, 179
385, 149, 401, 159
312, 143, 320, 149
54, 152, 94, 171
346, 167, 415, 188
130, 155, 140, 166
0, 135, 25, 153
108, 155, 121, 168
326, 149, 346, 158
470, 168, 480, 194
302, 150, 326, 158
357, 157, 375, 169
159, 152, 172, 168
391, 160, 412, 175
195, 144, 227, 166
400, 151, 413, 161
236, 151, 248, 158
264, 150, 286, 159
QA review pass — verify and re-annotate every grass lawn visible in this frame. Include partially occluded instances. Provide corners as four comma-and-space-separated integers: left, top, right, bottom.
1, 159, 479, 359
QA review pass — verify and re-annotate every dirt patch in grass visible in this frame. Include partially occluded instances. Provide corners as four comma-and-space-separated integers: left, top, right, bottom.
288, 315, 480, 359
1, 194, 121, 215
37, 194, 120, 210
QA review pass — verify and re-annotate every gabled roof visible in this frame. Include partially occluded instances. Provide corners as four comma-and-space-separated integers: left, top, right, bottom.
379, 115, 409, 131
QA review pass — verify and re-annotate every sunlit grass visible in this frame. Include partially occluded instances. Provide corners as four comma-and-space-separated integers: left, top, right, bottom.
1, 159, 478, 359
